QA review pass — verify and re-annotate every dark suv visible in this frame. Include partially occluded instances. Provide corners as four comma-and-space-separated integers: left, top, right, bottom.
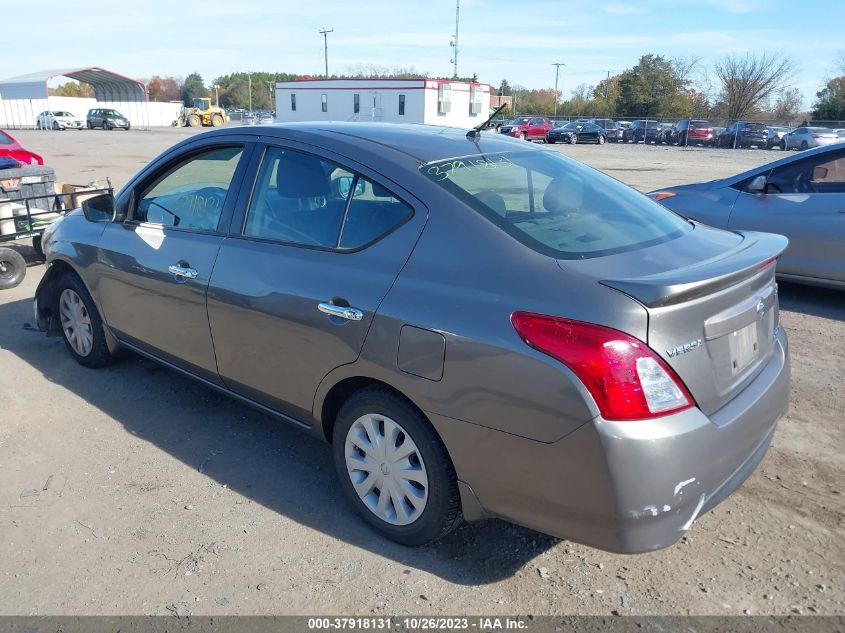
86, 108, 131, 130
624, 120, 660, 143
717, 121, 768, 149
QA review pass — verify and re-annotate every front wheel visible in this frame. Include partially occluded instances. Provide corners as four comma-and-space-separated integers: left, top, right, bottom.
569, 134, 577, 144
55, 273, 114, 368
519, 131, 527, 140
597, 135, 605, 145
333, 387, 462, 546
211, 114, 224, 127
800, 140, 809, 150
0, 247, 26, 290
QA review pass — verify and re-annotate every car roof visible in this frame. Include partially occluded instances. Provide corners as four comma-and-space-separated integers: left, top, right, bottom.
198, 122, 536, 163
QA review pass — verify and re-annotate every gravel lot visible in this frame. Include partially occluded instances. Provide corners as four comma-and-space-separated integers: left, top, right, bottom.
1, 127, 842, 617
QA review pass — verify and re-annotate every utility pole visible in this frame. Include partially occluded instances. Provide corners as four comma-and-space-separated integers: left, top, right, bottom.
248, 72, 252, 113
605, 69, 611, 102
449, 0, 460, 80
552, 62, 565, 117
319, 28, 333, 78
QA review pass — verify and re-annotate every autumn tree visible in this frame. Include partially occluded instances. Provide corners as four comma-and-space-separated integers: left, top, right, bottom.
147, 76, 182, 102
713, 52, 795, 120
50, 81, 94, 98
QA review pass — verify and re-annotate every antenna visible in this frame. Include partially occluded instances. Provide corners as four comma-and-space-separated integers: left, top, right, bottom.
449, 0, 460, 79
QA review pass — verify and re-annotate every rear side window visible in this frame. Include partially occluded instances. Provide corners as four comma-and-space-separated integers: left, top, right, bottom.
0, 131, 12, 145
135, 146, 243, 231
423, 151, 691, 259
244, 147, 412, 250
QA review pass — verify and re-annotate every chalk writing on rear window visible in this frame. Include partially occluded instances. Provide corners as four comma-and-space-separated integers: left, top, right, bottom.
425, 154, 516, 182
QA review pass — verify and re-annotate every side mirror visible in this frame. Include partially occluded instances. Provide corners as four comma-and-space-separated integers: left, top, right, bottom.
81, 194, 116, 222
335, 176, 365, 198
746, 174, 768, 194
812, 166, 828, 180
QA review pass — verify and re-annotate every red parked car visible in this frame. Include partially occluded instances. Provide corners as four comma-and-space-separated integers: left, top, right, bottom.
498, 116, 554, 141
0, 129, 44, 166
671, 119, 715, 146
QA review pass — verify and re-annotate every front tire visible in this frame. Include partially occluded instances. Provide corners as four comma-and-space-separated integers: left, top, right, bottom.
332, 387, 462, 546
0, 247, 26, 290
519, 131, 527, 140
55, 273, 113, 368
800, 140, 809, 150
597, 134, 605, 145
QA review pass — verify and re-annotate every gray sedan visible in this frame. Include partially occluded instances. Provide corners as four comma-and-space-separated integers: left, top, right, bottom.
782, 126, 841, 151
33, 123, 789, 552
650, 144, 845, 289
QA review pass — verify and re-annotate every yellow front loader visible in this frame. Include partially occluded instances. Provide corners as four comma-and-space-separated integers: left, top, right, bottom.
172, 98, 229, 128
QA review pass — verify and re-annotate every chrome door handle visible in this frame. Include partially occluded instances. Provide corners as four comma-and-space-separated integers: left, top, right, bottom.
318, 302, 363, 321
168, 264, 198, 279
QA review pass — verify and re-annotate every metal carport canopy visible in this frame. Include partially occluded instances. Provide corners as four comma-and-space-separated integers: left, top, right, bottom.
0, 67, 146, 102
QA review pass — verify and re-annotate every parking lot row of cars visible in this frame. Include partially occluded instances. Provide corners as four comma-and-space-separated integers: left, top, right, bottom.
496, 116, 845, 150
35, 109, 131, 131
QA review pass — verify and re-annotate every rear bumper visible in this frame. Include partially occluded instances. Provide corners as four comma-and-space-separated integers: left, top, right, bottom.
432, 328, 789, 553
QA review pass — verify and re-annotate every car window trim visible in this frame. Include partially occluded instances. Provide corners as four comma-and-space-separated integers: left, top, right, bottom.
125, 142, 254, 235
232, 140, 417, 254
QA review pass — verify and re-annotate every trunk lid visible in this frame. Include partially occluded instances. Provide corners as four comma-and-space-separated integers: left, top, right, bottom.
559, 224, 788, 415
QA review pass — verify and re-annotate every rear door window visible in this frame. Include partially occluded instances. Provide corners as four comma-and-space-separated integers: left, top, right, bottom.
424, 151, 690, 259
243, 146, 413, 250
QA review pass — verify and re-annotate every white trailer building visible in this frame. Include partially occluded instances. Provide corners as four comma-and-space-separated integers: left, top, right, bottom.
275, 79, 491, 128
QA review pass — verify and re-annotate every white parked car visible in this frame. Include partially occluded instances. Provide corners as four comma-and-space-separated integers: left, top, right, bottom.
36, 111, 84, 130
782, 126, 841, 150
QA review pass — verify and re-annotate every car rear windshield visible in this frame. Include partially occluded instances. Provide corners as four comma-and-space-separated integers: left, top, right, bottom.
744, 123, 767, 130
422, 151, 691, 259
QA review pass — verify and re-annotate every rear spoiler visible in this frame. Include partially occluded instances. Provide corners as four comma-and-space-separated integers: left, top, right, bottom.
600, 230, 788, 308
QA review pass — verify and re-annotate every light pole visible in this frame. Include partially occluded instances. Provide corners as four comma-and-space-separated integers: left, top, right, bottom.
248, 72, 252, 113
319, 27, 334, 78
552, 62, 565, 117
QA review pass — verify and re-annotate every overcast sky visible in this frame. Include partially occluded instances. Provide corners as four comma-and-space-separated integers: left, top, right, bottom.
9, 0, 844, 109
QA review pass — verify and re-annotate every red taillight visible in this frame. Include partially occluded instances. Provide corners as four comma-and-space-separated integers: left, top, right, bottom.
511, 312, 695, 421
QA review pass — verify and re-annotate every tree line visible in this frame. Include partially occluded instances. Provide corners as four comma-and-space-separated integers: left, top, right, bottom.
46, 54, 845, 122
500, 52, 845, 123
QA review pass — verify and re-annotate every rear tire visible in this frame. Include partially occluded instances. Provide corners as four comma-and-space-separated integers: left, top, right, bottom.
801, 140, 809, 150
0, 247, 26, 290
332, 386, 462, 546
55, 273, 114, 368
597, 135, 605, 145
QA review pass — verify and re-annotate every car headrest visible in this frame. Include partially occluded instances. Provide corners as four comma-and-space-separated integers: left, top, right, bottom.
543, 173, 584, 213
276, 153, 330, 197
474, 191, 506, 216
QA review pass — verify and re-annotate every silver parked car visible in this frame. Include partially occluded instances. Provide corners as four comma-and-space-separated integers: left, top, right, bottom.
33, 123, 790, 552
650, 144, 845, 289
782, 126, 841, 151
